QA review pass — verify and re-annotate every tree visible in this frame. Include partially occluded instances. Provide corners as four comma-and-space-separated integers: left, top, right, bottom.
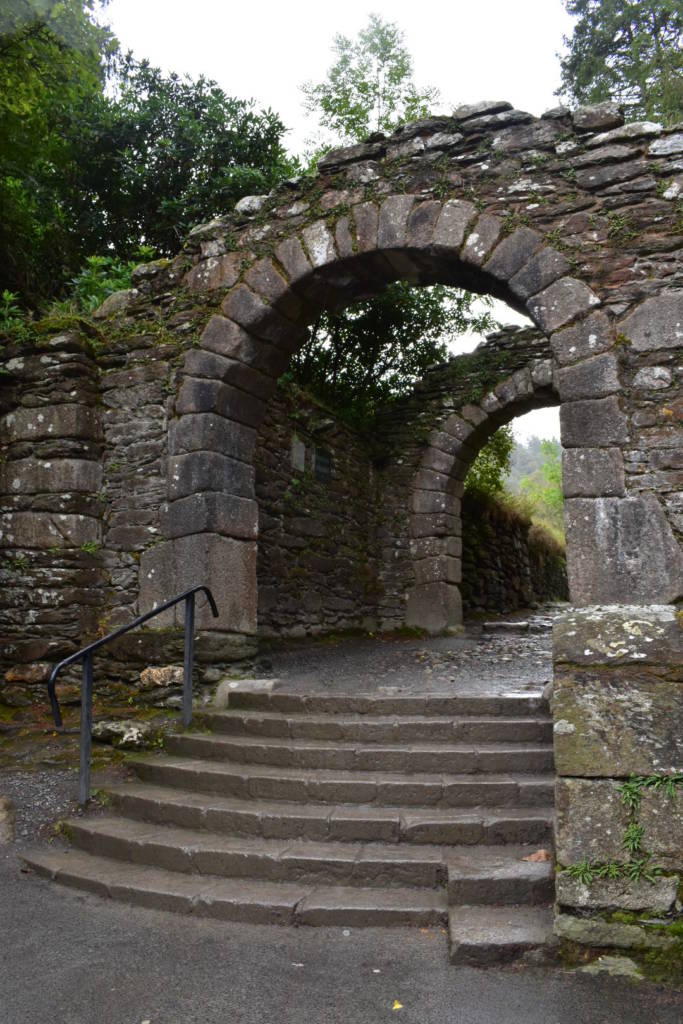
0, 1, 116, 303
518, 439, 564, 532
61, 56, 296, 262
302, 13, 439, 145
291, 282, 493, 420
464, 426, 516, 498
0, 5, 296, 304
558, 0, 683, 124
299, 15, 495, 421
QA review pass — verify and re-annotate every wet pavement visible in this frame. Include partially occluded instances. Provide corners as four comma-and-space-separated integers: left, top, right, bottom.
259, 606, 562, 696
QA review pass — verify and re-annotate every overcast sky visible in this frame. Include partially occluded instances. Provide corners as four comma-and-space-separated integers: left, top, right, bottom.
105, 0, 574, 439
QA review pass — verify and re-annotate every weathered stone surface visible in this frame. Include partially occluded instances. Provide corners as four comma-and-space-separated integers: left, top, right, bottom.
556, 872, 679, 913
244, 258, 302, 321
562, 447, 625, 497
563, 495, 683, 604
405, 201, 442, 248
274, 236, 312, 287
619, 293, 683, 352
175, 378, 265, 427
184, 253, 241, 292
528, 278, 601, 333
377, 195, 415, 249
579, 956, 644, 980
432, 200, 477, 252
556, 779, 683, 870
161, 493, 258, 541
572, 103, 624, 132
484, 227, 543, 282
648, 132, 683, 156
234, 194, 267, 216
302, 220, 337, 268
92, 288, 139, 318
405, 581, 462, 634
0, 458, 102, 494
139, 665, 183, 691
576, 159, 647, 190
167, 452, 254, 501
0, 511, 101, 549
221, 285, 300, 349
4, 662, 51, 684
169, 413, 256, 459
554, 912, 679, 950
461, 214, 502, 266
453, 101, 512, 122
556, 353, 620, 401
554, 665, 682, 775
0, 405, 100, 443
551, 312, 615, 366
317, 141, 386, 170
509, 247, 571, 301
91, 718, 161, 749
560, 396, 628, 447
139, 535, 257, 633
352, 202, 379, 252
587, 121, 661, 147
553, 605, 682, 668
632, 366, 672, 390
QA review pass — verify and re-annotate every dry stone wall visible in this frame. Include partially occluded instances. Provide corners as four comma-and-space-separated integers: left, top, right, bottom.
460, 495, 568, 614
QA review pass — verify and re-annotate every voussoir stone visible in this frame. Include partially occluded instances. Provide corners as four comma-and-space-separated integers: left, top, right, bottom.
509, 247, 571, 301
378, 195, 415, 249
432, 200, 477, 252
461, 213, 502, 266
528, 278, 601, 334
551, 312, 615, 366
484, 227, 543, 282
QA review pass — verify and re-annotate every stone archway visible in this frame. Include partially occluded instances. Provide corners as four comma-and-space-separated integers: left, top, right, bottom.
141, 103, 683, 633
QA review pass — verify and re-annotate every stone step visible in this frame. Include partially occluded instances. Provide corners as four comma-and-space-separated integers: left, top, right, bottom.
201, 711, 552, 744
224, 692, 546, 717
23, 848, 448, 927
448, 905, 556, 966
67, 816, 451, 887
131, 755, 554, 812
106, 783, 554, 845
447, 847, 554, 906
164, 733, 554, 775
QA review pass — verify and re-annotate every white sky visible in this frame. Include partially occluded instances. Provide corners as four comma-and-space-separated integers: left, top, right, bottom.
104, 0, 572, 440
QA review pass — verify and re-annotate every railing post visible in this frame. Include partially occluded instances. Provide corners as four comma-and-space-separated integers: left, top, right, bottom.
183, 592, 196, 728
78, 652, 94, 806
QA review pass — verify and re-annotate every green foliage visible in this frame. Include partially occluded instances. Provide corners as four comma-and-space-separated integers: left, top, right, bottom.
66, 248, 152, 312
0, 1, 117, 302
565, 774, 682, 883
517, 439, 564, 533
0, 4, 296, 305
301, 13, 439, 145
65, 56, 297, 261
464, 426, 516, 498
290, 282, 495, 423
558, 0, 683, 124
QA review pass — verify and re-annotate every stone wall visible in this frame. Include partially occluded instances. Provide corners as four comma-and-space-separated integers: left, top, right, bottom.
460, 493, 568, 614
255, 386, 380, 637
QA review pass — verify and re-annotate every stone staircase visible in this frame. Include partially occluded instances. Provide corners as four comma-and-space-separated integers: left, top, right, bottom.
23, 690, 557, 965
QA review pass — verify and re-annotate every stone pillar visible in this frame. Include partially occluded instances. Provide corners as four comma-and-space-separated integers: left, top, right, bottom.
553, 607, 682, 960
0, 334, 104, 701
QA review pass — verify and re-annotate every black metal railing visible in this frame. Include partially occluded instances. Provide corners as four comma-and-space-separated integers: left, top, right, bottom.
47, 585, 218, 805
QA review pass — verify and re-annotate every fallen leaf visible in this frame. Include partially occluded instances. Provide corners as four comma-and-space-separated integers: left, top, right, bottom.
392, 1001, 403, 1011
522, 848, 552, 862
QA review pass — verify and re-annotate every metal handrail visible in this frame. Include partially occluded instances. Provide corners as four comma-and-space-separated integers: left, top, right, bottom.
47, 585, 218, 805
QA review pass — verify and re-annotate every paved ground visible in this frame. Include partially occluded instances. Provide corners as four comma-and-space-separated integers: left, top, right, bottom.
3, 609, 681, 1022
2, 843, 682, 1024
259, 608, 559, 695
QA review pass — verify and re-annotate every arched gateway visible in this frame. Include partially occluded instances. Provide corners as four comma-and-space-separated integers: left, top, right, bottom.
2, 100, 681, 953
